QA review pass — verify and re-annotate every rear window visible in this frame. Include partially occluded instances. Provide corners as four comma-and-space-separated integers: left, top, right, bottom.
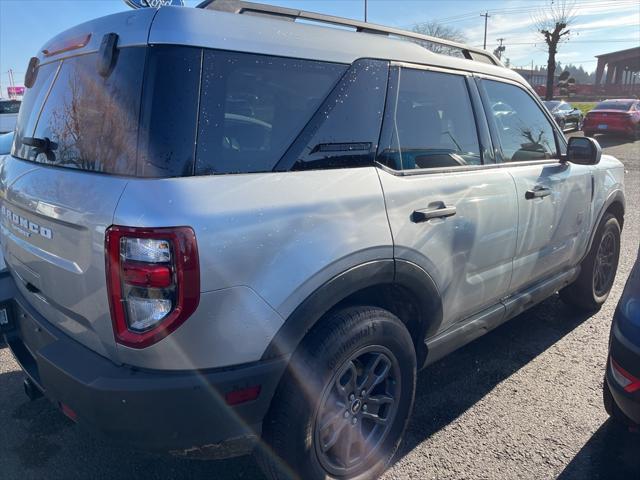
594, 101, 633, 111
12, 46, 346, 177
13, 48, 145, 175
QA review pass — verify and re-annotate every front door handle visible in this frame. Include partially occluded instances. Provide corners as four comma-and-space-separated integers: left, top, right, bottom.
525, 186, 552, 200
412, 204, 457, 223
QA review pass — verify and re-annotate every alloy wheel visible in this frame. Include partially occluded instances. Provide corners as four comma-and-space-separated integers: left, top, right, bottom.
314, 345, 401, 477
593, 229, 617, 297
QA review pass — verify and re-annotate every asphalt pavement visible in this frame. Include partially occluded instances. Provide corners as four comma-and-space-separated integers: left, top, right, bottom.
0, 132, 638, 479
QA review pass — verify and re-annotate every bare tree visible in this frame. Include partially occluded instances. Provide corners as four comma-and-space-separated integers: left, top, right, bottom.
533, 0, 576, 100
412, 21, 467, 55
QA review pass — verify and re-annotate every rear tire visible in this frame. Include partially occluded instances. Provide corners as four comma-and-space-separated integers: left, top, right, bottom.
559, 213, 621, 312
603, 376, 636, 428
256, 306, 417, 480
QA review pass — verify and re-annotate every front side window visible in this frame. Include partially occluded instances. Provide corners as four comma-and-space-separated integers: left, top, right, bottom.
482, 80, 558, 162
195, 51, 347, 175
378, 68, 481, 170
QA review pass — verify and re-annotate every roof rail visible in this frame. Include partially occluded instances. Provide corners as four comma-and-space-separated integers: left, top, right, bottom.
197, 0, 502, 66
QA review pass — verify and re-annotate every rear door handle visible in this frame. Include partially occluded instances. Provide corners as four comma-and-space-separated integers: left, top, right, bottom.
525, 186, 552, 200
412, 204, 457, 223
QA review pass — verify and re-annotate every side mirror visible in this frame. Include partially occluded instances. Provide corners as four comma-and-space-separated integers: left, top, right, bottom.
565, 136, 601, 165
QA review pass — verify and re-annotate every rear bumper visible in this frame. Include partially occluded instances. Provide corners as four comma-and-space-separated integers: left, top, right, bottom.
606, 320, 640, 425
583, 121, 635, 135
0, 271, 288, 457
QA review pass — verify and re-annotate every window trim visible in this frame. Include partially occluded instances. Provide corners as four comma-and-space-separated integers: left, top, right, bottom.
375, 63, 487, 174
375, 156, 560, 177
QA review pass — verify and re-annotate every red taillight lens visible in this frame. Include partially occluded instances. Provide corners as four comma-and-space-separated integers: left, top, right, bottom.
611, 357, 640, 394
105, 226, 200, 349
123, 262, 172, 288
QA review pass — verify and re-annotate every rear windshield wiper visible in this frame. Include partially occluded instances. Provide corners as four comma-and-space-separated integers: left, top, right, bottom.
22, 136, 57, 162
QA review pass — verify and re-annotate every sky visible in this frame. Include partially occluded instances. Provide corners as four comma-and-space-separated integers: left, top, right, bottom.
1, 0, 639, 94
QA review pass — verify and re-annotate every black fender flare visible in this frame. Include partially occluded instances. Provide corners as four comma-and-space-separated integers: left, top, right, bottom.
261, 258, 443, 361
583, 189, 625, 261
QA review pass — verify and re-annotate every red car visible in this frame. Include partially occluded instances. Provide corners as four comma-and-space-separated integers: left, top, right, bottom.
583, 99, 640, 139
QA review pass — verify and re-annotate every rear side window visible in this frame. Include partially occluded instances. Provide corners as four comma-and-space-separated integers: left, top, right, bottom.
482, 80, 557, 162
195, 51, 346, 175
14, 48, 145, 175
279, 59, 389, 171
378, 68, 481, 170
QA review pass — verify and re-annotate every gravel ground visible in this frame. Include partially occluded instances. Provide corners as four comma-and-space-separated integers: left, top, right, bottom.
0, 133, 638, 480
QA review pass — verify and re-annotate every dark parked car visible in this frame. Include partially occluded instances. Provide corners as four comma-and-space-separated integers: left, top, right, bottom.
583, 99, 640, 139
543, 100, 583, 132
604, 245, 640, 428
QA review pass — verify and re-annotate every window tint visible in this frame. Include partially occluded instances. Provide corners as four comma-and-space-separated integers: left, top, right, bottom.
0, 100, 20, 114
378, 68, 481, 170
138, 46, 201, 177
483, 80, 557, 162
196, 51, 346, 175
281, 59, 388, 171
21, 48, 146, 175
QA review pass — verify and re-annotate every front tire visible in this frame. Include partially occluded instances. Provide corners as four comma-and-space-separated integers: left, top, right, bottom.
560, 213, 621, 311
256, 306, 417, 480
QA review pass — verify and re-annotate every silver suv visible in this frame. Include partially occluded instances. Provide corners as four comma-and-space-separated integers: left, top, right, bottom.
0, 2, 625, 479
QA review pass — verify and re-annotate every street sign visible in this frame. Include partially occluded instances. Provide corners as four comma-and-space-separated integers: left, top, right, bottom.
123, 0, 184, 8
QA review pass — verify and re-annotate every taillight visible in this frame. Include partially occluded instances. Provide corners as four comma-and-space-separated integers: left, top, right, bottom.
105, 226, 200, 348
610, 357, 640, 394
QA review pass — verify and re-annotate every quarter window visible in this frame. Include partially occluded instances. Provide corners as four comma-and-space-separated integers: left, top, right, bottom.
378, 68, 481, 170
195, 51, 347, 175
482, 80, 558, 162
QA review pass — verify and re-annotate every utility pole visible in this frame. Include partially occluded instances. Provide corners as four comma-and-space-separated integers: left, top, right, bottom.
481, 12, 490, 50
364, 0, 367, 22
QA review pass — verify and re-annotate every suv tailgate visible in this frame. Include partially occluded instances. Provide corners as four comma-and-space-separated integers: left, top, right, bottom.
1, 158, 128, 359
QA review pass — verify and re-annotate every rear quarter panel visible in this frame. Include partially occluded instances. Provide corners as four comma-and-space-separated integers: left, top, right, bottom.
113, 168, 393, 369
592, 154, 625, 237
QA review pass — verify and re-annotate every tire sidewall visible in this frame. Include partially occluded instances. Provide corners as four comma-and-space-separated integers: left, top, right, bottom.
587, 215, 621, 305
274, 308, 416, 480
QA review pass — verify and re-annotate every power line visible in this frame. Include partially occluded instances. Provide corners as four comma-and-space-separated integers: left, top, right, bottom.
479, 38, 637, 47
399, 0, 639, 28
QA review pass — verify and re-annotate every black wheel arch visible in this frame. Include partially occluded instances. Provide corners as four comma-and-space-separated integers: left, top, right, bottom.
261, 259, 443, 368
584, 190, 625, 261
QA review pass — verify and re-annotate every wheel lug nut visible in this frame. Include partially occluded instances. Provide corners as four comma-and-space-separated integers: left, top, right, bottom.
349, 394, 355, 401
344, 411, 350, 418
361, 390, 366, 397
363, 404, 368, 412
352, 417, 357, 425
